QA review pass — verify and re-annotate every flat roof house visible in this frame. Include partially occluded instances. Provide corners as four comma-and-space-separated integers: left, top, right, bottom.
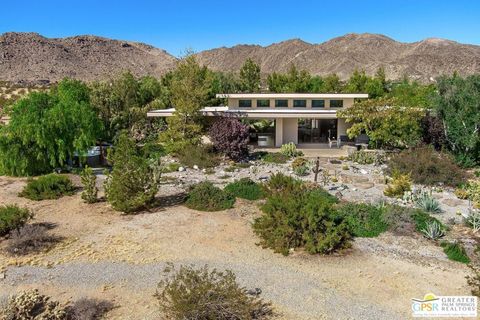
148, 93, 368, 147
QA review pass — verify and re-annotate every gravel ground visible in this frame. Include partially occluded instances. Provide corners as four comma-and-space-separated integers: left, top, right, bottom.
0, 161, 475, 319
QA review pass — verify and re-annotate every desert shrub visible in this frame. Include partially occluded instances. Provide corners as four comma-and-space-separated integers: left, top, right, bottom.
457, 180, 480, 208
261, 152, 289, 164
0, 289, 68, 319
421, 221, 445, 240
224, 178, 264, 201
185, 181, 235, 211
155, 264, 273, 320
441, 242, 470, 264
254, 184, 350, 255
66, 298, 114, 320
465, 210, 480, 233
162, 162, 181, 173
279, 142, 302, 158
410, 210, 444, 232
6, 224, 61, 255
387, 147, 468, 187
421, 113, 447, 150
347, 150, 385, 165
414, 191, 442, 213
338, 203, 388, 237
80, 166, 98, 204
19, 174, 75, 201
291, 157, 310, 176
0, 205, 33, 236
176, 144, 220, 169
384, 170, 412, 198
209, 117, 250, 161
382, 205, 418, 235
104, 133, 161, 213
466, 264, 480, 297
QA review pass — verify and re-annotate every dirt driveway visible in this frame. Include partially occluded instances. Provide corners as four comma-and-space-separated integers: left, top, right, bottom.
0, 176, 472, 319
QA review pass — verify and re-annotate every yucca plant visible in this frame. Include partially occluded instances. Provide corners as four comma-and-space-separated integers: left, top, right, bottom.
415, 192, 442, 213
421, 221, 445, 240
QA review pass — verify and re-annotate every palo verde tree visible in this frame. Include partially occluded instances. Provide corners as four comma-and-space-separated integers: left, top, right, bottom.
338, 96, 425, 149
159, 54, 212, 153
435, 74, 480, 166
239, 58, 261, 92
0, 79, 103, 176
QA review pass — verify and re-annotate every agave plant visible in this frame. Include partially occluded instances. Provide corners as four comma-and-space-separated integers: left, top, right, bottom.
421, 221, 445, 240
415, 192, 442, 213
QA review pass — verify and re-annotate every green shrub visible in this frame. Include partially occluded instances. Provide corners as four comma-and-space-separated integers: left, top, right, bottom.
162, 162, 181, 173
176, 144, 219, 169
347, 150, 385, 165
19, 174, 75, 201
441, 242, 470, 264
338, 203, 388, 237
224, 178, 264, 200
104, 133, 162, 213
185, 181, 235, 211
0, 205, 33, 236
411, 210, 445, 233
457, 180, 480, 208
415, 192, 441, 213
262, 152, 289, 164
254, 182, 350, 255
80, 166, 98, 203
0, 289, 68, 319
292, 157, 310, 176
387, 147, 468, 187
280, 142, 303, 158
155, 264, 273, 320
384, 170, 412, 198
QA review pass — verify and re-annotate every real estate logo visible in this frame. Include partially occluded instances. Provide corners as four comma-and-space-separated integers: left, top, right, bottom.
411, 293, 477, 317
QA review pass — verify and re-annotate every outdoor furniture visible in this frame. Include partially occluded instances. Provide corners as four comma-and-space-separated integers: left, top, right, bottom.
328, 137, 340, 148
355, 134, 370, 150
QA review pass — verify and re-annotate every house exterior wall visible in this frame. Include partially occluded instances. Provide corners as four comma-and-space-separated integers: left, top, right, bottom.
228, 98, 355, 110
282, 118, 298, 145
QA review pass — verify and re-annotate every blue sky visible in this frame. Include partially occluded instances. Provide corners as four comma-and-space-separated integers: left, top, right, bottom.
1, 0, 479, 56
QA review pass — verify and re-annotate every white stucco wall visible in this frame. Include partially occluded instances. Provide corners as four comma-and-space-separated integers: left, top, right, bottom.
283, 118, 298, 145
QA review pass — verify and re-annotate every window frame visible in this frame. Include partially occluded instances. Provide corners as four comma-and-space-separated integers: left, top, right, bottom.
329, 100, 344, 108
275, 99, 288, 108
238, 99, 252, 108
293, 99, 307, 108
311, 99, 325, 108
256, 99, 271, 108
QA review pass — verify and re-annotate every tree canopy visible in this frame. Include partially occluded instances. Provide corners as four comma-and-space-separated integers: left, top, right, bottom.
0, 79, 103, 176
239, 58, 261, 92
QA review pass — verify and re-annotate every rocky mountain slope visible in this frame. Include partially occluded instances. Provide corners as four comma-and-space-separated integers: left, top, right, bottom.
1, 32, 480, 83
0, 32, 177, 82
196, 33, 480, 81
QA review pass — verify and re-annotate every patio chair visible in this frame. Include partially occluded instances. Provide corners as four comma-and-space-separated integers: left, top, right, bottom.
328, 137, 340, 148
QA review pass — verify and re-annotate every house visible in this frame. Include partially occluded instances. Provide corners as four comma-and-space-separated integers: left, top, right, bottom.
147, 93, 368, 147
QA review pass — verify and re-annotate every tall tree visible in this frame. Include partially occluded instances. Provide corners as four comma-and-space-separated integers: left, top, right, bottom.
159, 55, 212, 153
0, 79, 103, 176
338, 97, 425, 148
239, 58, 261, 92
435, 74, 480, 166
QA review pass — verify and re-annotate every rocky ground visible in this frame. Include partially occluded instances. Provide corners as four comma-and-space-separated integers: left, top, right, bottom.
0, 158, 477, 319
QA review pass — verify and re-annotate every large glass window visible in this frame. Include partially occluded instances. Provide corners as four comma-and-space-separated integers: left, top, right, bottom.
239, 99, 252, 108
275, 99, 288, 107
298, 119, 338, 143
256, 99, 270, 107
330, 100, 344, 108
312, 100, 325, 108
293, 99, 307, 108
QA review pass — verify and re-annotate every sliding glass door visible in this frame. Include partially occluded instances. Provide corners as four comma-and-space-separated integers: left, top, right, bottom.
298, 119, 338, 143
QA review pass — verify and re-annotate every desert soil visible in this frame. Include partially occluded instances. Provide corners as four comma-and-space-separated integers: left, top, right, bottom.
0, 174, 473, 319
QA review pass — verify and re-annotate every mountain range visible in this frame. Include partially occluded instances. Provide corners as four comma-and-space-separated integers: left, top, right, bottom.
1, 32, 480, 83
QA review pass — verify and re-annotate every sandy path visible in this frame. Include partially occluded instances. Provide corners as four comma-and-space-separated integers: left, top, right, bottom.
0, 176, 472, 319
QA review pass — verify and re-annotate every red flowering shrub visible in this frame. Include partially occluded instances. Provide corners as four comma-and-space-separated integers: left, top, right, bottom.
209, 117, 250, 161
